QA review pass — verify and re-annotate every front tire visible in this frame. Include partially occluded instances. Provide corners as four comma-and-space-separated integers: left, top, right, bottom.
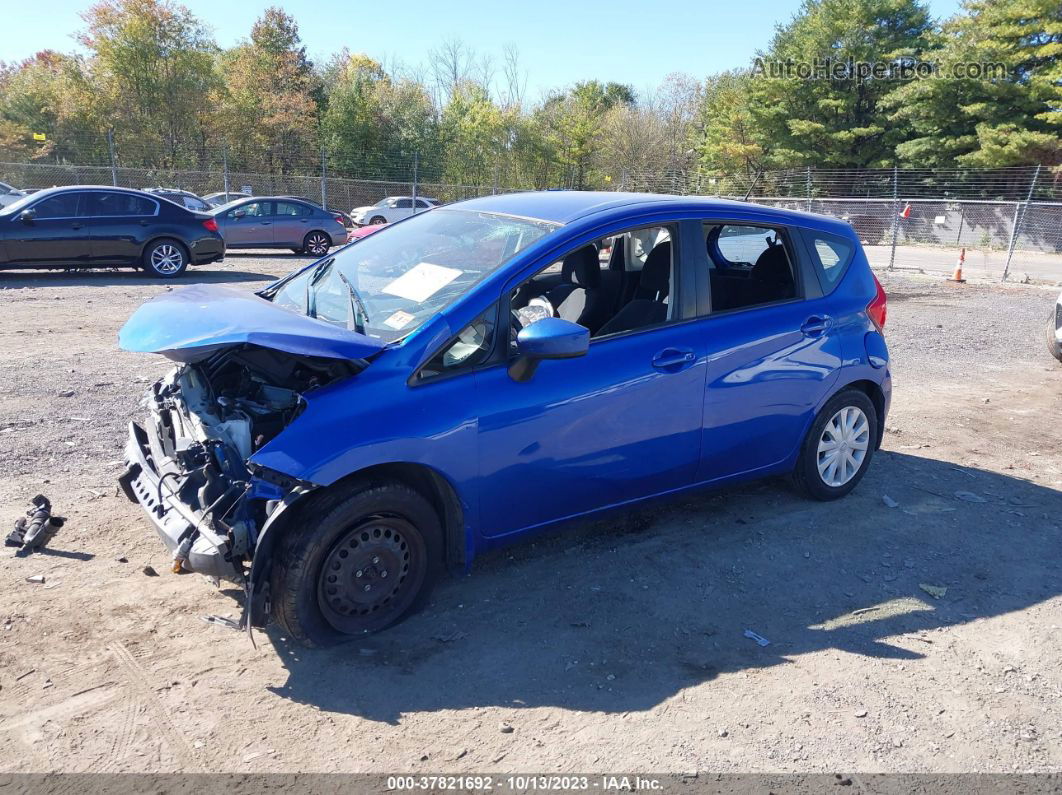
143, 238, 188, 278
369, 215, 387, 225
271, 480, 443, 647
302, 231, 331, 257
793, 389, 878, 501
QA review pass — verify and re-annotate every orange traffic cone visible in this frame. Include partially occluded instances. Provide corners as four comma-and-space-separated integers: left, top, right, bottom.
899, 202, 912, 219
948, 247, 966, 283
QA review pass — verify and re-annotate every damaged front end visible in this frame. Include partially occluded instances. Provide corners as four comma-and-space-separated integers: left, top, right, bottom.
117, 284, 383, 625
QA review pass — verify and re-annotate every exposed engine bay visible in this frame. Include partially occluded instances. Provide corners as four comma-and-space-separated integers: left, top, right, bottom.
120, 345, 359, 587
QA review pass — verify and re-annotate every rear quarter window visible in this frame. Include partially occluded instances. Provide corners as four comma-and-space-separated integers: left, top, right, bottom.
806, 231, 855, 286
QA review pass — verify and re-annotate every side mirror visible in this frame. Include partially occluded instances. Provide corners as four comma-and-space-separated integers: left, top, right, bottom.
508, 317, 589, 382
233, 209, 246, 219
19, 208, 36, 224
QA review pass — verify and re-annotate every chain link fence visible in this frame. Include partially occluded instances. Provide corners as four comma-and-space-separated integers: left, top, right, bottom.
2, 152, 1060, 282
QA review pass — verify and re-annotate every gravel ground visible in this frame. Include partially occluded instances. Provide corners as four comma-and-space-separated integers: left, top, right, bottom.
0, 254, 1060, 774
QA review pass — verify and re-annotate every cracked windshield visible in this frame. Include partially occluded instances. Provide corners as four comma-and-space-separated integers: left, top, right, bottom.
269, 209, 557, 341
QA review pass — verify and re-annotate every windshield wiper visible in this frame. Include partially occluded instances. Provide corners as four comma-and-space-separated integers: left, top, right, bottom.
336, 270, 370, 335
304, 256, 336, 317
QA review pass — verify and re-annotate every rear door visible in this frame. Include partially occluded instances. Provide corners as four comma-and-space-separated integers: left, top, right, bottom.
271, 200, 312, 247
85, 191, 161, 264
222, 200, 273, 246
4, 191, 89, 265
694, 221, 843, 482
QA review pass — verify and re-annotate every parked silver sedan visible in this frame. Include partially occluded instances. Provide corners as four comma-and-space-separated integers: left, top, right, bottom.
211, 197, 347, 256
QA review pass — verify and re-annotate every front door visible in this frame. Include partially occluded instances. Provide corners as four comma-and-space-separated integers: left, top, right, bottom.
224, 201, 273, 246
6, 191, 89, 265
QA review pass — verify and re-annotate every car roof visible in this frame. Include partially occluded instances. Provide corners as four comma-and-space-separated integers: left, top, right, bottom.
20, 185, 160, 199
449, 190, 853, 232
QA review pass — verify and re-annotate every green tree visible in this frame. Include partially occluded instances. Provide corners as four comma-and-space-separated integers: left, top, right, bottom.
78, 0, 219, 168
695, 70, 773, 179
215, 7, 319, 174
887, 0, 1062, 167
749, 0, 932, 168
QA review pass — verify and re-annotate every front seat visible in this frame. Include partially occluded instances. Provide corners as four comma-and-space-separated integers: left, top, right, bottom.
545, 245, 615, 335
596, 241, 671, 336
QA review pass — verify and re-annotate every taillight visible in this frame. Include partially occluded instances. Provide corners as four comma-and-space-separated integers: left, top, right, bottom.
335, 215, 345, 225
867, 273, 887, 331
201, 218, 219, 233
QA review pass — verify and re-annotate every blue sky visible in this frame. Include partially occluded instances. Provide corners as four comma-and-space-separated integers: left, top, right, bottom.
3, 0, 965, 100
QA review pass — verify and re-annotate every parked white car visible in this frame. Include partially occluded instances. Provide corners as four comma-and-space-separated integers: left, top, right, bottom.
0, 181, 26, 208
350, 195, 438, 226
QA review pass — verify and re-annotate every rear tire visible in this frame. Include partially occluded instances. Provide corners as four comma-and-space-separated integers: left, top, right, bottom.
142, 238, 188, 278
302, 231, 330, 257
793, 389, 878, 501
370, 215, 387, 225
270, 480, 443, 647
1047, 310, 1062, 363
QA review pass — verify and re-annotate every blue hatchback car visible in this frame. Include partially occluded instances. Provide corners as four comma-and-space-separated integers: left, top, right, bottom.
118, 191, 890, 646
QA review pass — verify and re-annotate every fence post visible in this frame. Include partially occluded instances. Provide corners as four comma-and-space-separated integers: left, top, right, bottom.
222, 145, 230, 196
888, 166, 898, 271
411, 151, 419, 210
107, 129, 117, 187
320, 147, 327, 208
805, 166, 812, 212
1001, 164, 1041, 283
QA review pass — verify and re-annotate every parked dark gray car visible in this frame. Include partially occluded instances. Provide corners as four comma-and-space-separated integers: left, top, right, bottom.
211, 197, 347, 255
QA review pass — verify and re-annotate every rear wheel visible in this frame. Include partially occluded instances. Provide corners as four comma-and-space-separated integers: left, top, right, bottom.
369, 215, 387, 225
142, 238, 188, 278
793, 389, 878, 501
271, 480, 443, 647
302, 231, 330, 257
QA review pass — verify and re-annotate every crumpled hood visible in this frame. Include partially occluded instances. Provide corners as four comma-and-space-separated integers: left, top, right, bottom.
118, 283, 386, 363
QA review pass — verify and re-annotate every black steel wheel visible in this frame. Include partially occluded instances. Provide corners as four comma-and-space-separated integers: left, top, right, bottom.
271, 480, 442, 646
316, 515, 426, 634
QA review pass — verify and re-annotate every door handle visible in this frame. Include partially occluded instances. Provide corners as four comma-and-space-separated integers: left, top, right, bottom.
800, 315, 832, 336
71, 223, 83, 230
260, 221, 271, 226
652, 348, 696, 370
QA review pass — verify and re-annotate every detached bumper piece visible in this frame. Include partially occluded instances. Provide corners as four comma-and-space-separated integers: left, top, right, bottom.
119, 421, 241, 581
6, 495, 64, 552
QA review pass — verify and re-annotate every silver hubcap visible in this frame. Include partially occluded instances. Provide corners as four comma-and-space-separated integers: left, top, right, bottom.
308, 235, 328, 255
150, 244, 182, 274
817, 405, 869, 487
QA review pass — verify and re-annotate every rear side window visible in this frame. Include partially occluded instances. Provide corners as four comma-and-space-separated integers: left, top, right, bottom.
806, 232, 854, 285
275, 201, 309, 217
33, 193, 82, 218
704, 223, 798, 312
90, 192, 157, 217
396, 198, 413, 209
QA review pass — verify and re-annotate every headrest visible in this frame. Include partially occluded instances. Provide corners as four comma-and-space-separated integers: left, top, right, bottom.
752, 243, 790, 283
561, 245, 600, 288
641, 242, 671, 296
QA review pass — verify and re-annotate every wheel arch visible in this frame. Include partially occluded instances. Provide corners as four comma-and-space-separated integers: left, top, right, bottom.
831, 378, 887, 450
250, 461, 467, 606
141, 235, 189, 264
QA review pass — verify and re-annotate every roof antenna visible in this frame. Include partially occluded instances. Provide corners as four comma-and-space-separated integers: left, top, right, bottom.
742, 165, 764, 202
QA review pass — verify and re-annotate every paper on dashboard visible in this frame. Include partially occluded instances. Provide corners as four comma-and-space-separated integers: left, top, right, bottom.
381, 262, 463, 303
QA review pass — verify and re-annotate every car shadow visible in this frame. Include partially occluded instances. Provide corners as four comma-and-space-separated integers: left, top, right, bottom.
0, 267, 277, 288
263, 451, 1062, 724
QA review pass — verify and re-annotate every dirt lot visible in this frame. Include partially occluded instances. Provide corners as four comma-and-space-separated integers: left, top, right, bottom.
0, 253, 1060, 774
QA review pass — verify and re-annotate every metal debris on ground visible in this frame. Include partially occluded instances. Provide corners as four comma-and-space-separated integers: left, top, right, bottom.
200, 614, 240, 631
6, 495, 65, 552
919, 583, 948, 599
25, 575, 46, 584
743, 629, 771, 647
